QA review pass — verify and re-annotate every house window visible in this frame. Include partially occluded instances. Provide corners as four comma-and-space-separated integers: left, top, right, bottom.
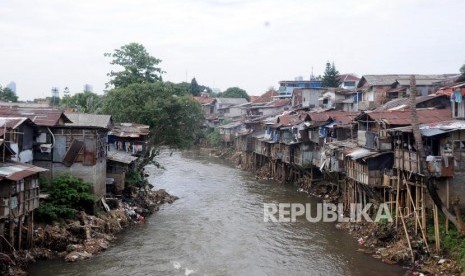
344, 81, 356, 87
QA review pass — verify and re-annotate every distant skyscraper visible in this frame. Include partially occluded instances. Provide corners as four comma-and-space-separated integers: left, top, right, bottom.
6, 81, 16, 94
84, 84, 93, 92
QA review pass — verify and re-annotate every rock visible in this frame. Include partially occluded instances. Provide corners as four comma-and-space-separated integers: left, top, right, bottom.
65, 251, 92, 262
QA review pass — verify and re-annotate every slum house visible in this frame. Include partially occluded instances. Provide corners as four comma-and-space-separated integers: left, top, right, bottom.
0, 107, 72, 167
389, 120, 465, 206
0, 117, 37, 164
291, 88, 327, 110
216, 98, 248, 120
319, 88, 346, 109
386, 74, 456, 100
193, 94, 218, 128
33, 113, 112, 199
107, 123, 149, 194
343, 109, 452, 212
218, 121, 244, 147
357, 74, 455, 110
435, 75, 465, 119
334, 90, 363, 112
338, 74, 360, 89
304, 111, 359, 186
245, 99, 291, 118
0, 142, 47, 252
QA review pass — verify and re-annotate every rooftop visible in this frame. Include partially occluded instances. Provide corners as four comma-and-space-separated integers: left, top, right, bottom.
0, 107, 71, 127
65, 113, 113, 129
109, 123, 150, 138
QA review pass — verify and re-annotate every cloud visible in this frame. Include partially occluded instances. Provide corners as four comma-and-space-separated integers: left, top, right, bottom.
0, 0, 464, 100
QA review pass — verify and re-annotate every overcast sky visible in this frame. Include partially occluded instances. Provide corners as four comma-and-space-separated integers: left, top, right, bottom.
1, 0, 464, 100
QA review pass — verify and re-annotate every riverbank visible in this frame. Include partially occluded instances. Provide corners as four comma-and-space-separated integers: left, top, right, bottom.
202, 146, 462, 275
3, 186, 178, 276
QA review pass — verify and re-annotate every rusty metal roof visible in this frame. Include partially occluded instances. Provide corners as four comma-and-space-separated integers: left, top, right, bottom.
361, 109, 451, 125
0, 161, 47, 181
0, 107, 71, 126
277, 114, 304, 126
109, 123, 150, 138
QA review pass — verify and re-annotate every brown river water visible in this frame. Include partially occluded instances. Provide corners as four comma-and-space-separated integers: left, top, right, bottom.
28, 150, 405, 276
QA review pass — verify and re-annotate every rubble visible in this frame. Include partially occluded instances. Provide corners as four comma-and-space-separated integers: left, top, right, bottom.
3, 188, 177, 276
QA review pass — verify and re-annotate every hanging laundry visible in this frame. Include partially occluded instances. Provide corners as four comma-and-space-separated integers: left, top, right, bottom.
451, 92, 456, 102
455, 91, 462, 103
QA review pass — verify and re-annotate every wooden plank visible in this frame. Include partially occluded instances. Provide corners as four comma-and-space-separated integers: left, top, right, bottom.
62, 139, 84, 167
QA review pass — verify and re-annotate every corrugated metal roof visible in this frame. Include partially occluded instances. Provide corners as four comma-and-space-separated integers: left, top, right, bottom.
217, 98, 248, 106
358, 74, 456, 88
376, 95, 448, 111
277, 114, 304, 126
0, 117, 30, 129
65, 113, 112, 129
109, 123, 150, 138
362, 109, 451, 125
0, 107, 71, 126
0, 162, 47, 181
219, 121, 242, 129
107, 151, 138, 164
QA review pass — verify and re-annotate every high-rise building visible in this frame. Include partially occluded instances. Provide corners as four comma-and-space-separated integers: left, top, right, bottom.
84, 84, 93, 92
6, 81, 16, 94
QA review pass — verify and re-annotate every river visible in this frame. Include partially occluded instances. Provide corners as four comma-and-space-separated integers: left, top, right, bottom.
29, 150, 404, 276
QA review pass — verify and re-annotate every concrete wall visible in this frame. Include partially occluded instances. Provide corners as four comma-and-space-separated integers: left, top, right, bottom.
37, 158, 107, 199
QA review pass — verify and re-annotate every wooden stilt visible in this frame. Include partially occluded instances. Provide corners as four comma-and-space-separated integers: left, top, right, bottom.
446, 178, 450, 233
9, 219, 15, 250
18, 216, 23, 250
395, 169, 401, 228
399, 208, 415, 264
433, 205, 441, 253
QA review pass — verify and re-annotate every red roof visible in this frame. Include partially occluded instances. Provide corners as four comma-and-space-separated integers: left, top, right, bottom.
0, 107, 70, 126
266, 99, 290, 107
339, 74, 360, 82
249, 96, 259, 102
363, 109, 451, 125
277, 114, 304, 126
252, 90, 278, 104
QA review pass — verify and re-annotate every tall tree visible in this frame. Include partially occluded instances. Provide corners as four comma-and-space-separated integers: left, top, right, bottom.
102, 82, 204, 148
220, 87, 250, 101
321, 62, 341, 88
104, 43, 164, 88
460, 63, 465, 74
0, 86, 18, 102
189, 78, 201, 96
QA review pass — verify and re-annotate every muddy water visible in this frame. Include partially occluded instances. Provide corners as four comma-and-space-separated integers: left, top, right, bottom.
29, 150, 404, 276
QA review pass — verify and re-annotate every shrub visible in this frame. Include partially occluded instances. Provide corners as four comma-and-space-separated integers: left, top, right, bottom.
36, 174, 96, 222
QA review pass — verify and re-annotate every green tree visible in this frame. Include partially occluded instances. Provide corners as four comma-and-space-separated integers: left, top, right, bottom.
61, 91, 103, 113
220, 87, 250, 101
0, 86, 18, 102
460, 63, 465, 74
189, 78, 201, 96
166, 81, 190, 95
104, 42, 164, 88
102, 82, 204, 148
321, 62, 341, 88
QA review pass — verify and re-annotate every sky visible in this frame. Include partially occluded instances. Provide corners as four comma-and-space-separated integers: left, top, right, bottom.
0, 0, 464, 100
